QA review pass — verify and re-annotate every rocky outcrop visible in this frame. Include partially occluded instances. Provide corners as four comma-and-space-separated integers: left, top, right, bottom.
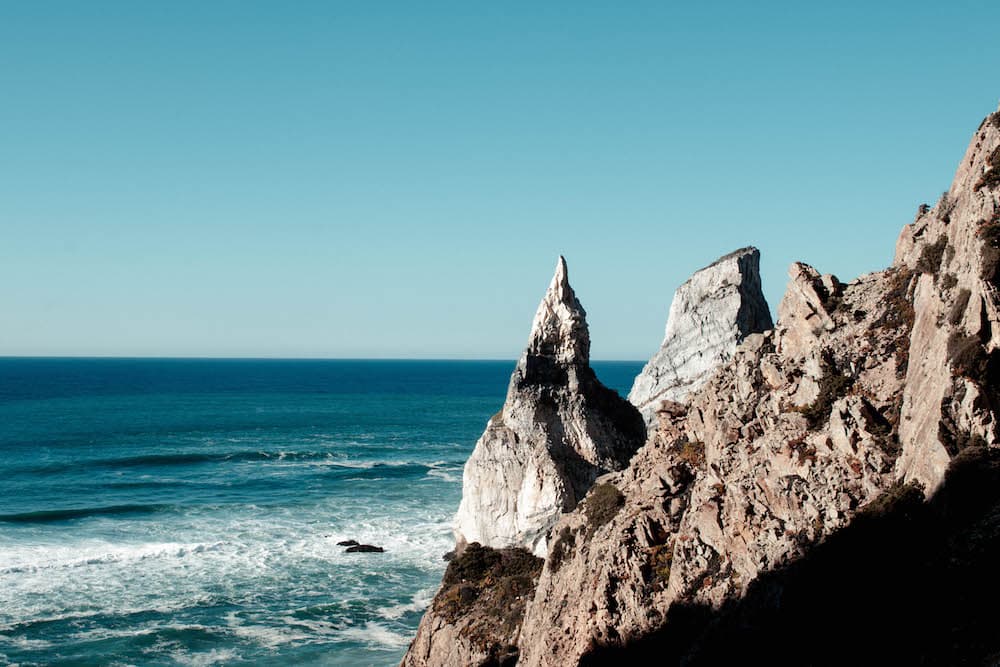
401, 544, 543, 667
453, 257, 646, 557
515, 104, 1000, 665
405, 258, 644, 667
402, 104, 1000, 667
628, 247, 772, 423
520, 265, 910, 664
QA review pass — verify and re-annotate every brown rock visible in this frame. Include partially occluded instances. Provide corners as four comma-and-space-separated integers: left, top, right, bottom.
402, 104, 1000, 667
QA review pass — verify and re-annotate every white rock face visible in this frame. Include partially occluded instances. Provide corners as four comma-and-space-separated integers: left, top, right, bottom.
628, 247, 773, 421
453, 257, 646, 556
524, 256, 589, 365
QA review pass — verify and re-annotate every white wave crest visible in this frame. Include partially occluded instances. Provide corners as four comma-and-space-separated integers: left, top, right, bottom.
337, 622, 411, 650
170, 647, 243, 666
378, 588, 436, 621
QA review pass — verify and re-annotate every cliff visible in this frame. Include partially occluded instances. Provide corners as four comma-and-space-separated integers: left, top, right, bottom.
402, 104, 1000, 666
628, 246, 772, 423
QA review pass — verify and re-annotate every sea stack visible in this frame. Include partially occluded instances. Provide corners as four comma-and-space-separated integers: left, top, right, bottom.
452, 256, 645, 556
628, 247, 773, 422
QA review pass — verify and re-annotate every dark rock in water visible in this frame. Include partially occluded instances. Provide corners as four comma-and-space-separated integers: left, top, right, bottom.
337, 539, 360, 547
442, 550, 456, 562
345, 544, 384, 553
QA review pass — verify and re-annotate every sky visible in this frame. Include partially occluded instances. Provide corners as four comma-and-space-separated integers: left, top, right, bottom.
2, 1, 999, 360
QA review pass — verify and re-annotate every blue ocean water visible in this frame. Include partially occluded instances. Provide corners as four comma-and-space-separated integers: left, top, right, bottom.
0, 358, 641, 666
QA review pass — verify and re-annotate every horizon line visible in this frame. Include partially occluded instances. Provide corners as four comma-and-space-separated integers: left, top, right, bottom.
0, 355, 646, 363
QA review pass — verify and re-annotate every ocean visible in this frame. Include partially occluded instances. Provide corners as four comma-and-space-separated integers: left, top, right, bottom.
0, 358, 642, 666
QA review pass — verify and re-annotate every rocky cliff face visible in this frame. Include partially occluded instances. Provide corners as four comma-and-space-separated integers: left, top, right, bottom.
628, 247, 773, 423
453, 257, 646, 557
402, 105, 1000, 667
893, 110, 1000, 495
520, 263, 911, 664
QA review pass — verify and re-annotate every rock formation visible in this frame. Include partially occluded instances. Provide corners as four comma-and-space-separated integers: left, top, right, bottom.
628, 247, 773, 422
402, 544, 543, 667
452, 257, 646, 557
402, 104, 1000, 667
892, 110, 1000, 495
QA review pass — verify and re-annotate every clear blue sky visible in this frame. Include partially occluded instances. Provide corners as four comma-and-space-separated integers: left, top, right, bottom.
2, 1, 998, 360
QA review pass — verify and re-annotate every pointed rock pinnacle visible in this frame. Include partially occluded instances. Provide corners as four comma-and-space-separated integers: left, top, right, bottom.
453, 255, 644, 556
526, 256, 590, 365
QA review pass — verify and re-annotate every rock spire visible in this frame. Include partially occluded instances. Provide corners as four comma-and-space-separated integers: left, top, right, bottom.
452, 256, 645, 556
524, 256, 589, 365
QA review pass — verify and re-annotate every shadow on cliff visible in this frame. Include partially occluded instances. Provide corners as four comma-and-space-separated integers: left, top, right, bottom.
579, 446, 1000, 667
